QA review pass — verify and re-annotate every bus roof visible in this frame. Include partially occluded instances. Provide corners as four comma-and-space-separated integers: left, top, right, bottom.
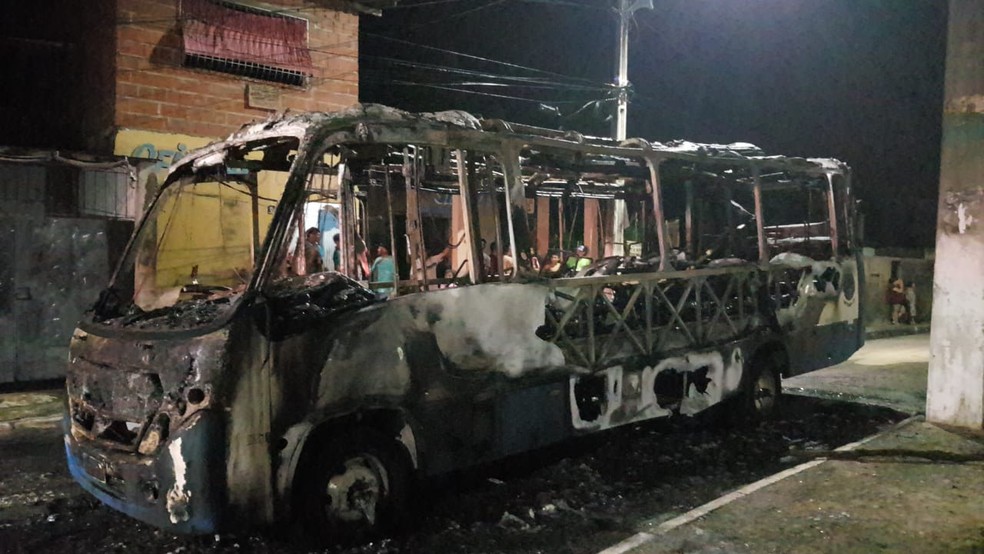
171, 103, 848, 177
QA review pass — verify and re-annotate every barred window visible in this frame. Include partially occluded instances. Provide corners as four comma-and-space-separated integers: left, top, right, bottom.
181, 0, 312, 86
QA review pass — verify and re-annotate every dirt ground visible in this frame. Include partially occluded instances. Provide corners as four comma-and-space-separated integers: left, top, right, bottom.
0, 396, 905, 554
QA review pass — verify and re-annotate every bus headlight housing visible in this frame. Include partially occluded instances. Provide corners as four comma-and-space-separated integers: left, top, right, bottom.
138, 414, 171, 455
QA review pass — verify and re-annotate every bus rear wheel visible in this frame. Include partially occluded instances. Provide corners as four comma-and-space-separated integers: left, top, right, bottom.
297, 428, 410, 546
740, 351, 782, 422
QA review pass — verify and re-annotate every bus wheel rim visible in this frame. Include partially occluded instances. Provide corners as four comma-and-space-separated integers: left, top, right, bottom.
325, 454, 388, 524
753, 370, 777, 414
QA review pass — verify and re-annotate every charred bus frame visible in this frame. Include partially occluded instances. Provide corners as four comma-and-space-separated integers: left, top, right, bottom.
64, 105, 862, 542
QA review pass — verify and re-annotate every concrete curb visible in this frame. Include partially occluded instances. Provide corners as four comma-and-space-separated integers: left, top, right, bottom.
865, 324, 931, 340
597, 414, 925, 554
0, 414, 63, 434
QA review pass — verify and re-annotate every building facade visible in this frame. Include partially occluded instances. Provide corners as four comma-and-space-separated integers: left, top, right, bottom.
0, 0, 391, 382
109, 0, 364, 161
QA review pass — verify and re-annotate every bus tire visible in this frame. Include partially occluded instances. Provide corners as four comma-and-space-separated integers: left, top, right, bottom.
739, 350, 783, 423
296, 427, 411, 546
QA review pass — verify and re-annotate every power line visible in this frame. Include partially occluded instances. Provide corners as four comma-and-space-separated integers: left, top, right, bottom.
515, 0, 612, 9
363, 55, 610, 91
364, 33, 602, 85
382, 79, 597, 104
409, 0, 512, 27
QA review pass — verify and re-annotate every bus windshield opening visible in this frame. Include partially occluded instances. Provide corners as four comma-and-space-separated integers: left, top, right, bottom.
90, 137, 299, 330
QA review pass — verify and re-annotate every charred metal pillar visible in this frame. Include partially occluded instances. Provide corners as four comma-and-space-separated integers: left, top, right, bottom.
583, 199, 600, 258
927, 0, 984, 429
536, 196, 550, 256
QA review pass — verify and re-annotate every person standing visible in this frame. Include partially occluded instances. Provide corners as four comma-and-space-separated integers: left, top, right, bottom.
888, 277, 906, 324
479, 238, 491, 277
370, 245, 396, 299
331, 233, 340, 271
304, 227, 324, 274
905, 281, 918, 324
355, 233, 371, 280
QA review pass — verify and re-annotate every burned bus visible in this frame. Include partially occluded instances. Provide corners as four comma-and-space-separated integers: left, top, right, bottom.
64, 105, 862, 542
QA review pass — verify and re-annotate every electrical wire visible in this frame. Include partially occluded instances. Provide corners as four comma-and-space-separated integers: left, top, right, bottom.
114, 53, 603, 115
408, 0, 512, 28
384, 79, 596, 104
363, 56, 610, 91
515, 0, 612, 9
364, 33, 603, 85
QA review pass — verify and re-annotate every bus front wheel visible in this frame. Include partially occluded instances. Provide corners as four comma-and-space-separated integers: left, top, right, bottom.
297, 427, 411, 546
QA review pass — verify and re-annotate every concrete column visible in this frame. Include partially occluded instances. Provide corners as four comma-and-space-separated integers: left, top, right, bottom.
926, 0, 984, 429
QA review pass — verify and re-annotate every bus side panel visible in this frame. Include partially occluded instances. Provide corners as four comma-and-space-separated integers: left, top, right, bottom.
784, 320, 862, 376
411, 379, 571, 476
567, 342, 749, 433
495, 381, 569, 459
781, 256, 864, 377
297, 283, 570, 475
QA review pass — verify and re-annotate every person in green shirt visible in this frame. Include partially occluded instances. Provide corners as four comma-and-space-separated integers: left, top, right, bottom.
566, 244, 593, 274
370, 245, 396, 299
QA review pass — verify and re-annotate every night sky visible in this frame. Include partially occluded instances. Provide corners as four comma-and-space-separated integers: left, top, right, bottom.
360, 0, 948, 248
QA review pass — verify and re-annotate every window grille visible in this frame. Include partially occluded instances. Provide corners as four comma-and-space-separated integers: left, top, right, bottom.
181, 0, 312, 87
78, 168, 137, 220
183, 53, 308, 87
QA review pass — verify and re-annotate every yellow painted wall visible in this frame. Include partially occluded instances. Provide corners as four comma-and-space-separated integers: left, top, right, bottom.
152, 172, 287, 289
117, 129, 291, 299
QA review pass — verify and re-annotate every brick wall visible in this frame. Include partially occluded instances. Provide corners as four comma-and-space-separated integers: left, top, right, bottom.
114, 0, 359, 141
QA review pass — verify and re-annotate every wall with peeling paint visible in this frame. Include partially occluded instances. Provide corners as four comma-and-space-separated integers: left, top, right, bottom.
927, 0, 984, 429
0, 163, 133, 383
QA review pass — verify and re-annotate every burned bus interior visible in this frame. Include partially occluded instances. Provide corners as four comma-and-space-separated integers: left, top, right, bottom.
253, 120, 856, 381
284, 129, 851, 291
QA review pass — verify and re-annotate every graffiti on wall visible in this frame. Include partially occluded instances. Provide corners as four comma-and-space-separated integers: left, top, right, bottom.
129, 143, 189, 171
114, 129, 217, 209
114, 130, 213, 172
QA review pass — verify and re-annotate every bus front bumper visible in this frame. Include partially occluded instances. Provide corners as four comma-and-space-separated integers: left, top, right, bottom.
64, 410, 227, 534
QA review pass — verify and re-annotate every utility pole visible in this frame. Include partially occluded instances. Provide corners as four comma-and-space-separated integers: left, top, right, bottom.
612, 0, 652, 138
613, 0, 632, 141
610, 0, 652, 256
